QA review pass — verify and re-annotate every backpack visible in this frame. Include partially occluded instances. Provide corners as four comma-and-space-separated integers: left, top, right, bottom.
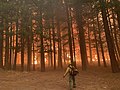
69, 65, 79, 76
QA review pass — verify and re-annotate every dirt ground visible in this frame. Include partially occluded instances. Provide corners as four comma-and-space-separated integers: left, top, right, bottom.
0, 66, 120, 90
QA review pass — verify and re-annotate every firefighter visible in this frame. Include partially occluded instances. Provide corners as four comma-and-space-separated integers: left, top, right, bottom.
63, 63, 77, 90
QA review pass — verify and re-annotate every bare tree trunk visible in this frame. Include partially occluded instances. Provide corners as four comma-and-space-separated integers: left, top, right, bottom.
13, 20, 19, 70
57, 20, 62, 68
66, 3, 74, 64
74, 1, 88, 70
21, 30, 24, 71
33, 43, 35, 71
97, 14, 107, 67
63, 45, 66, 66
9, 22, 13, 70
88, 24, 93, 63
0, 18, 4, 68
70, 8, 77, 67
27, 33, 32, 71
52, 18, 56, 70
93, 19, 101, 66
4, 20, 10, 70
40, 12, 45, 72
49, 29, 53, 67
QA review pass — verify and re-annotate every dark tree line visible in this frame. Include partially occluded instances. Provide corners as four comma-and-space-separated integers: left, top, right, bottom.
0, 0, 120, 73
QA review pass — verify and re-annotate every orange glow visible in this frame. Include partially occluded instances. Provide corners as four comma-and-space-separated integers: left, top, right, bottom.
45, 58, 47, 62
33, 56, 38, 65
34, 60, 37, 65
95, 55, 97, 60
92, 59, 95, 62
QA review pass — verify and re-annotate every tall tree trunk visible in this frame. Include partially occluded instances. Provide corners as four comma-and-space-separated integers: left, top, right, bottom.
66, 3, 74, 64
0, 18, 3, 68
27, 32, 32, 71
93, 19, 101, 66
70, 8, 77, 67
74, 1, 88, 70
40, 12, 45, 72
49, 29, 53, 67
21, 30, 24, 71
97, 14, 107, 67
99, 0, 120, 73
33, 43, 35, 71
4, 20, 9, 70
88, 24, 93, 63
57, 20, 62, 68
13, 20, 19, 70
63, 45, 66, 66
52, 17, 56, 70
9, 22, 12, 69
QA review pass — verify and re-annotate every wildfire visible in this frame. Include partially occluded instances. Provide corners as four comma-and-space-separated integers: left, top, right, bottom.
33, 56, 38, 65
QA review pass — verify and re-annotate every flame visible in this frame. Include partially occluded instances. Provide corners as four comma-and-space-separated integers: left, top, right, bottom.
34, 60, 37, 65
92, 59, 95, 61
33, 55, 38, 64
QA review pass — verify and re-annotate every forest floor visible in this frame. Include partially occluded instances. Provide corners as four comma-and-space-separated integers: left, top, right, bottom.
0, 66, 120, 90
